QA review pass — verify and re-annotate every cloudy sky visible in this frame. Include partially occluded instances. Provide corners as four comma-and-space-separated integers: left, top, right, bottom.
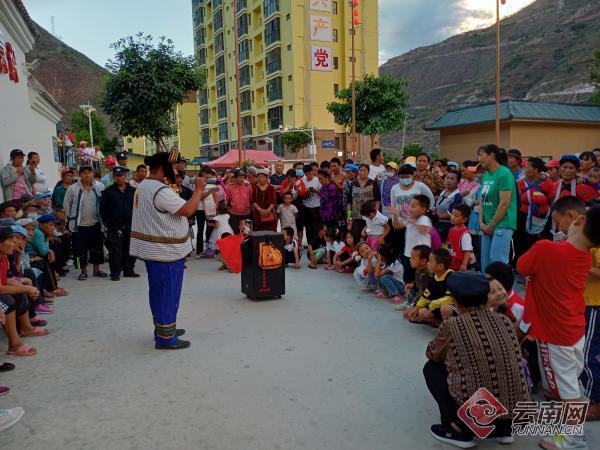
23, 0, 535, 67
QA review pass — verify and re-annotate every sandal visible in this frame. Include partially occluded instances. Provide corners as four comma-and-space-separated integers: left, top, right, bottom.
93, 271, 108, 278
0, 362, 15, 372
21, 327, 49, 337
30, 318, 48, 327
6, 344, 37, 356
53, 288, 68, 296
78, 273, 88, 281
308, 264, 317, 269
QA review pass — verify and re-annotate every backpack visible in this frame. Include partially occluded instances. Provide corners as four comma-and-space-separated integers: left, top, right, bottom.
258, 238, 283, 270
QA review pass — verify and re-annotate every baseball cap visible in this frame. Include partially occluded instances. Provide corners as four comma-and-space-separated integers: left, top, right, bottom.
19, 194, 33, 204
79, 140, 88, 146
234, 169, 246, 177
256, 168, 269, 176
0, 218, 16, 227
247, 166, 258, 176
0, 226, 17, 240
447, 161, 459, 168
10, 225, 29, 238
447, 272, 490, 305
61, 168, 75, 177
343, 163, 359, 173
385, 161, 398, 170
115, 151, 128, 160
559, 154, 580, 169
10, 149, 25, 159
546, 160, 560, 168
508, 149, 522, 159
37, 214, 60, 224
16, 218, 36, 227
112, 166, 130, 175
33, 193, 51, 199
78, 165, 93, 173
105, 156, 117, 165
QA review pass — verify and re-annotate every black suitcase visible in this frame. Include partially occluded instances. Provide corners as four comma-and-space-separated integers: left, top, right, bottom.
241, 231, 285, 300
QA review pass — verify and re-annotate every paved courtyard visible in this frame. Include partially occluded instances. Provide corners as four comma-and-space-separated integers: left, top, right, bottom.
0, 259, 598, 450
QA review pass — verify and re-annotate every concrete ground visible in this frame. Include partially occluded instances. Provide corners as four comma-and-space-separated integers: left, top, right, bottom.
0, 259, 598, 450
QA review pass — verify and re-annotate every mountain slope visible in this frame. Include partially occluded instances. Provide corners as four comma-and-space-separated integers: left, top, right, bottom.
379, 0, 600, 153
25, 23, 115, 134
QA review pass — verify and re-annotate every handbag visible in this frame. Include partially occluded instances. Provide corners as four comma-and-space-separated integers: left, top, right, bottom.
259, 211, 276, 225
258, 238, 283, 270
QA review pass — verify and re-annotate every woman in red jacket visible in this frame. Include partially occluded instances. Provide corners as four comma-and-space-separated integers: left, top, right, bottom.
514, 157, 555, 260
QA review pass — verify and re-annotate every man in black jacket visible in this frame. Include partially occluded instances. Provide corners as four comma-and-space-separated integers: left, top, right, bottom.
99, 166, 138, 281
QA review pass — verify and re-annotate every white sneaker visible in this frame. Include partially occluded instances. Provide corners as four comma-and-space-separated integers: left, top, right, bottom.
539, 435, 587, 449
0, 407, 24, 432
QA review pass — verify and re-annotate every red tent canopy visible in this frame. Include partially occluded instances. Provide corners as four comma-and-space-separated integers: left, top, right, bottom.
206, 149, 282, 168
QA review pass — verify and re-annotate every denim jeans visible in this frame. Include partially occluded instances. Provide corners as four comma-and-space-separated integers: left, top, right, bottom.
480, 227, 514, 274
377, 275, 405, 296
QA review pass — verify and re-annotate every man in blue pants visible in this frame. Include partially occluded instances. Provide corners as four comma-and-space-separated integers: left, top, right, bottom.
129, 149, 205, 350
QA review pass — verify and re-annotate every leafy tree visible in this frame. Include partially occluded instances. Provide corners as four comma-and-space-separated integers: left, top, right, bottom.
69, 109, 116, 154
280, 124, 312, 153
383, 153, 402, 166
591, 48, 600, 105
402, 143, 423, 158
327, 74, 409, 148
101, 33, 205, 151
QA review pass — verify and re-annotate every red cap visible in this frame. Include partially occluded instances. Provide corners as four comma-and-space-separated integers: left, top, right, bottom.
79, 140, 88, 146
546, 160, 559, 168
61, 168, 74, 177
105, 156, 117, 165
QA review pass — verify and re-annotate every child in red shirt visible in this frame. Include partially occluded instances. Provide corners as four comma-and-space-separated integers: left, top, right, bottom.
517, 202, 600, 449
447, 204, 473, 271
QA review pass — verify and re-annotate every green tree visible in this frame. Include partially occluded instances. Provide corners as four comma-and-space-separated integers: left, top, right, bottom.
101, 33, 205, 150
402, 143, 423, 158
280, 124, 312, 153
326, 74, 409, 148
69, 109, 116, 154
591, 48, 600, 105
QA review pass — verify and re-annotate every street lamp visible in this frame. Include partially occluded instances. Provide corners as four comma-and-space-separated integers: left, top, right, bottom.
79, 103, 96, 147
279, 124, 316, 156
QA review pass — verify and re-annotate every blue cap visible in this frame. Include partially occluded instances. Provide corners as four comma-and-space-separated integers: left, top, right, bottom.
559, 154, 580, 169
33, 192, 51, 199
343, 163, 359, 173
112, 166, 130, 175
447, 161, 459, 168
37, 214, 60, 224
447, 272, 490, 305
10, 225, 29, 238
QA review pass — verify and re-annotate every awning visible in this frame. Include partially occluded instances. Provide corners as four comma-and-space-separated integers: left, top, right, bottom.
206, 149, 283, 168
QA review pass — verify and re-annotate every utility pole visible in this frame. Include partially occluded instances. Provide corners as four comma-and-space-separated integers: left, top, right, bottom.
495, 0, 504, 147
233, 0, 244, 165
79, 103, 96, 147
351, 1, 360, 161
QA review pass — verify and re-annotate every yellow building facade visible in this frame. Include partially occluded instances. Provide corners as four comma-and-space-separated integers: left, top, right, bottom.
192, 0, 378, 161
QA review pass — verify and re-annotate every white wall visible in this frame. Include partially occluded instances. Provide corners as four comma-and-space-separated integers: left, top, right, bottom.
0, 17, 60, 202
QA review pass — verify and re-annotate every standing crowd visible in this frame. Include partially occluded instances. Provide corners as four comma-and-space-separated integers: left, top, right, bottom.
1, 144, 600, 449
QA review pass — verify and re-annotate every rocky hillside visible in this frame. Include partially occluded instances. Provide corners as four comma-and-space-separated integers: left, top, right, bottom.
25, 23, 115, 134
380, 0, 600, 153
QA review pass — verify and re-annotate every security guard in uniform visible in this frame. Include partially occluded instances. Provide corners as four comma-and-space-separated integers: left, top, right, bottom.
115, 151, 133, 182
99, 166, 138, 281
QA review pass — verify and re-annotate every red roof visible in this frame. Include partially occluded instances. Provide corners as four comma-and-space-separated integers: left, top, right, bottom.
206, 149, 282, 168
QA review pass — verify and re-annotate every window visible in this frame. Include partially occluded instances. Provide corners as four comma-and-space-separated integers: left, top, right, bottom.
288, 105, 293, 111
349, 56, 355, 63
264, 0, 279, 18
218, 100, 228, 119
212, 0, 222, 9
333, 56, 338, 69
287, 44, 291, 51
195, 27, 206, 47
265, 47, 281, 74
286, 13, 290, 21
215, 55, 225, 75
268, 106, 283, 130
193, 7, 205, 28
238, 40, 249, 62
127, 148, 133, 152
219, 143, 229, 155
199, 88, 208, 104
200, 108, 209, 125
218, 122, 228, 141
332, 1, 338, 14
332, 29, 338, 42
239, 65, 250, 87
264, 18, 280, 46
216, 78, 227, 97
334, 137, 340, 149
213, 9, 223, 31
240, 90, 251, 111
288, 74, 292, 81
267, 77, 282, 102
214, 32, 224, 53
241, 116, 252, 136
237, 13, 248, 36
334, 84, 339, 95
201, 128, 210, 144
196, 47, 207, 65
127, 137, 132, 143
236, 0, 246, 11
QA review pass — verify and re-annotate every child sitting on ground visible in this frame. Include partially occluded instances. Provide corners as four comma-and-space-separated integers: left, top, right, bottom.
374, 243, 405, 304
360, 201, 389, 251
395, 245, 431, 312
333, 231, 358, 273
353, 241, 378, 291
283, 226, 301, 269
447, 203, 474, 271
308, 224, 327, 269
207, 202, 234, 257
404, 248, 455, 324
325, 228, 345, 270
277, 192, 299, 237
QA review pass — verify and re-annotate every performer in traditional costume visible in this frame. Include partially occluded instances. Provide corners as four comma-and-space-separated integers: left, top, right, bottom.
130, 149, 206, 350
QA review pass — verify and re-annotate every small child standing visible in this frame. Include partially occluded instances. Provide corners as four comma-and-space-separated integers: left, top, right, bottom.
360, 201, 389, 251
277, 192, 299, 237
404, 248, 455, 323
353, 241, 378, 290
374, 243, 405, 303
282, 226, 300, 269
333, 231, 358, 272
518, 203, 600, 449
447, 203, 473, 271
395, 245, 431, 312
